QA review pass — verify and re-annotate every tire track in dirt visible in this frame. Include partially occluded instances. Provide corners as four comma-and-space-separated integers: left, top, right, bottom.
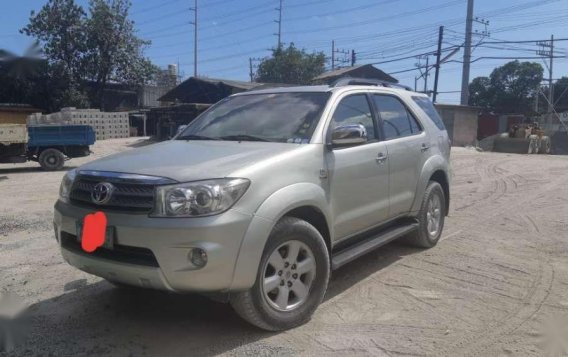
441, 153, 560, 355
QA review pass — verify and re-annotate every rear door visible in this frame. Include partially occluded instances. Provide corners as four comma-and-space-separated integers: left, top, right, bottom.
371, 94, 427, 217
326, 93, 390, 240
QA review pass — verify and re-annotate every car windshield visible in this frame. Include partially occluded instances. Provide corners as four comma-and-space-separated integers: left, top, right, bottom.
177, 92, 330, 143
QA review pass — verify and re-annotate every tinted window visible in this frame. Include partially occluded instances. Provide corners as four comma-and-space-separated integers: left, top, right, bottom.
412, 96, 446, 131
373, 95, 421, 140
179, 92, 330, 143
331, 95, 376, 141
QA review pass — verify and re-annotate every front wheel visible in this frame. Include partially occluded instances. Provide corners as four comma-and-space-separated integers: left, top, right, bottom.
405, 181, 446, 248
230, 217, 330, 331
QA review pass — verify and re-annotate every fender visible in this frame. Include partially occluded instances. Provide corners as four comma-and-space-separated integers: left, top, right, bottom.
229, 182, 330, 290
409, 154, 450, 215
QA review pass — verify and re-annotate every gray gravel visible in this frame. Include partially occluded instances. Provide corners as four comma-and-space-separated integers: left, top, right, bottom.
1, 139, 568, 356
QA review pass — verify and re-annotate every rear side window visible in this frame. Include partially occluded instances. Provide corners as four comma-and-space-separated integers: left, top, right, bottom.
372, 95, 421, 140
412, 96, 446, 131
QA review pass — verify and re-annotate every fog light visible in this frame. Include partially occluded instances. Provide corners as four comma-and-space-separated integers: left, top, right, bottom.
189, 248, 208, 268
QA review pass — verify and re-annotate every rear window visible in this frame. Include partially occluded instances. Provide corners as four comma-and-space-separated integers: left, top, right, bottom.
412, 96, 446, 131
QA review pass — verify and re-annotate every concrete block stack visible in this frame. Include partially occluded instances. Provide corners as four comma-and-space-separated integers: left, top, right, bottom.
28, 108, 130, 140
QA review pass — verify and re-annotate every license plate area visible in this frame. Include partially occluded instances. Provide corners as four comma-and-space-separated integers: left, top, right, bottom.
76, 221, 115, 250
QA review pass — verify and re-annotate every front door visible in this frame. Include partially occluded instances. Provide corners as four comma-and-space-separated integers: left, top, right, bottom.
326, 94, 390, 240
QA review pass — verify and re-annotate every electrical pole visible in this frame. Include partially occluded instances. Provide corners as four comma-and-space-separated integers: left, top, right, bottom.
433, 26, 444, 103
549, 35, 554, 114
331, 40, 335, 70
351, 50, 356, 67
423, 56, 430, 93
189, 0, 198, 77
275, 0, 283, 49
249, 58, 254, 82
537, 35, 555, 113
460, 0, 474, 105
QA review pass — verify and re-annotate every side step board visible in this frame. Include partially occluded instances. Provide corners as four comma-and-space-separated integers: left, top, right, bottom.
331, 223, 418, 270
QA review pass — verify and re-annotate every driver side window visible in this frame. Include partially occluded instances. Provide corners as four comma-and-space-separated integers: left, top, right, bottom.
331, 94, 376, 141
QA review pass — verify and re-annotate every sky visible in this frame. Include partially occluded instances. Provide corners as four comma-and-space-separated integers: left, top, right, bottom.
1, 0, 567, 104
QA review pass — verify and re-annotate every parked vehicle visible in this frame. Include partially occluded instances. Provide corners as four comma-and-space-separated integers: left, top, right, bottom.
54, 79, 451, 330
0, 124, 96, 170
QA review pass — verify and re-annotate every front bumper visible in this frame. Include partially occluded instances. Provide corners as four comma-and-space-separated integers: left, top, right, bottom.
54, 200, 255, 292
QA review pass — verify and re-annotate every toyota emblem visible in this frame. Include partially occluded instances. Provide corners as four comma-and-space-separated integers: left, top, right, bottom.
91, 182, 115, 205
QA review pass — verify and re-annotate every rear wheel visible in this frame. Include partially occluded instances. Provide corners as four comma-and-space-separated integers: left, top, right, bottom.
230, 217, 330, 331
405, 181, 446, 248
38, 148, 65, 171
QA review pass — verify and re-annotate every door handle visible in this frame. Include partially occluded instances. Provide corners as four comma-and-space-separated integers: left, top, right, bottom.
421, 143, 430, 152
376, 153, 387, 164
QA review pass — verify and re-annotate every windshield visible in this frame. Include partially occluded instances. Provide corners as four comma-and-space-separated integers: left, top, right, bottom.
177, 92, 330, 143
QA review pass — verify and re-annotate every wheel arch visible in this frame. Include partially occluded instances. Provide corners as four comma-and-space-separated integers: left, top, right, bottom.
429, 170, 450, 216
230, 183, 332, 291
410, 155, 450, 216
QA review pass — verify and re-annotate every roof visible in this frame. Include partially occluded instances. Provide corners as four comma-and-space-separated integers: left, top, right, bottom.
238, 84, 424, 98
158, 77, 264, 104
313, 64, 398, 84
0, 103, 41, 112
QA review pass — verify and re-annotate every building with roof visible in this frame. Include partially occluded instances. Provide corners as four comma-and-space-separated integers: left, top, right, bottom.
0, 103, 41, 125
312, 64, 398, 85
158, 77, 266, 105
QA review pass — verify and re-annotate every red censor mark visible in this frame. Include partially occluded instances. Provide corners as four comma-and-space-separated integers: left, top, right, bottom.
81, 211, 107, 253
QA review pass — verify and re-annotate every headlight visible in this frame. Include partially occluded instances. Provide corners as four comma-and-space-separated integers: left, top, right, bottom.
152, 178, 250, 217
59, 169, 77, 202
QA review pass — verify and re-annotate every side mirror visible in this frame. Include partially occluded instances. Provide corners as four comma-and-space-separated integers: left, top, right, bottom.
331, 124, 368, 147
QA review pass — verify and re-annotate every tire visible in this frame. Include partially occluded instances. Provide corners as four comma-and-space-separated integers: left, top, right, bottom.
230, 217, 330, 331
38, 148, 65, 171
405, 181, 446, 248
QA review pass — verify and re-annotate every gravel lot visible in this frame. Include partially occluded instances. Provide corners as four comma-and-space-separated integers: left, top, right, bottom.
1, 138, 568, 356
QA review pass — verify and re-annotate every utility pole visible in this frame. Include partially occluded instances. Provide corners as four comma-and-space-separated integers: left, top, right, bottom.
537, 35, 555, 113
351, 50, 356, 67
549, 35, 554, 114
423, 56, 430, 93
433, 26, 444, 103
275, 0, 283, 49
249, 58, 254, 82
189, 0, 198, 77
460, 0, 474, 105
331, 40, 335, 70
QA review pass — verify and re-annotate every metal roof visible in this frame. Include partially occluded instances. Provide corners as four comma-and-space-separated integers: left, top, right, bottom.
313, 64, 398, 84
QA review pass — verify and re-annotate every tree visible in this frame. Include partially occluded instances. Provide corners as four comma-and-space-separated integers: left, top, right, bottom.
552, 77, 568, 113
20, 0, 88, 107
256, 44, 326, 85
84, 0, 157, 108
469, 77, 493, 109
469, 60, 544, 114
21, 0, 157, 110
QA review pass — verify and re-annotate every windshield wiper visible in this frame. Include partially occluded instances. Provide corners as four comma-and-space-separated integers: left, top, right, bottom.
176, 134, 222, 141
220, 134, 271, 142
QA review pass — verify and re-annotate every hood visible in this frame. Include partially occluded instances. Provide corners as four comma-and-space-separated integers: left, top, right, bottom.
79, 140, 304, 182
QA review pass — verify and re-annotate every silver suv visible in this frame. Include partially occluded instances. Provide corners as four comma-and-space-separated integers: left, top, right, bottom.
54, 79, 451, 331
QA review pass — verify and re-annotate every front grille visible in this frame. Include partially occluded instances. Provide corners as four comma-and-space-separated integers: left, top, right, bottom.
69, 171, 175, 212
61, 232, 159, 267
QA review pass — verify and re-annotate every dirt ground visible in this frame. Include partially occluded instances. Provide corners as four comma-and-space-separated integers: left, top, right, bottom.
1, 138, 568, 356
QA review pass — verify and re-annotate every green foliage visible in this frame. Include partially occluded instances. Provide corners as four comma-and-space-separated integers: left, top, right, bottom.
469, 60, 544, 114
19, 0, 158, 110
552, 77, 568, 113
256, 44, 326, 85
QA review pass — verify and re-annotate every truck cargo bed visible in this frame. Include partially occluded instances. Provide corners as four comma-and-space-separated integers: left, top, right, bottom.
27, 125, 96, 148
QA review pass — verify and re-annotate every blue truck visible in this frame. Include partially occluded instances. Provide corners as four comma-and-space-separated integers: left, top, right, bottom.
0, 124, 96, 170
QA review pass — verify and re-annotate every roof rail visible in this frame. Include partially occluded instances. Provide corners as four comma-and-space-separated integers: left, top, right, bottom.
332, 77, 413, 91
